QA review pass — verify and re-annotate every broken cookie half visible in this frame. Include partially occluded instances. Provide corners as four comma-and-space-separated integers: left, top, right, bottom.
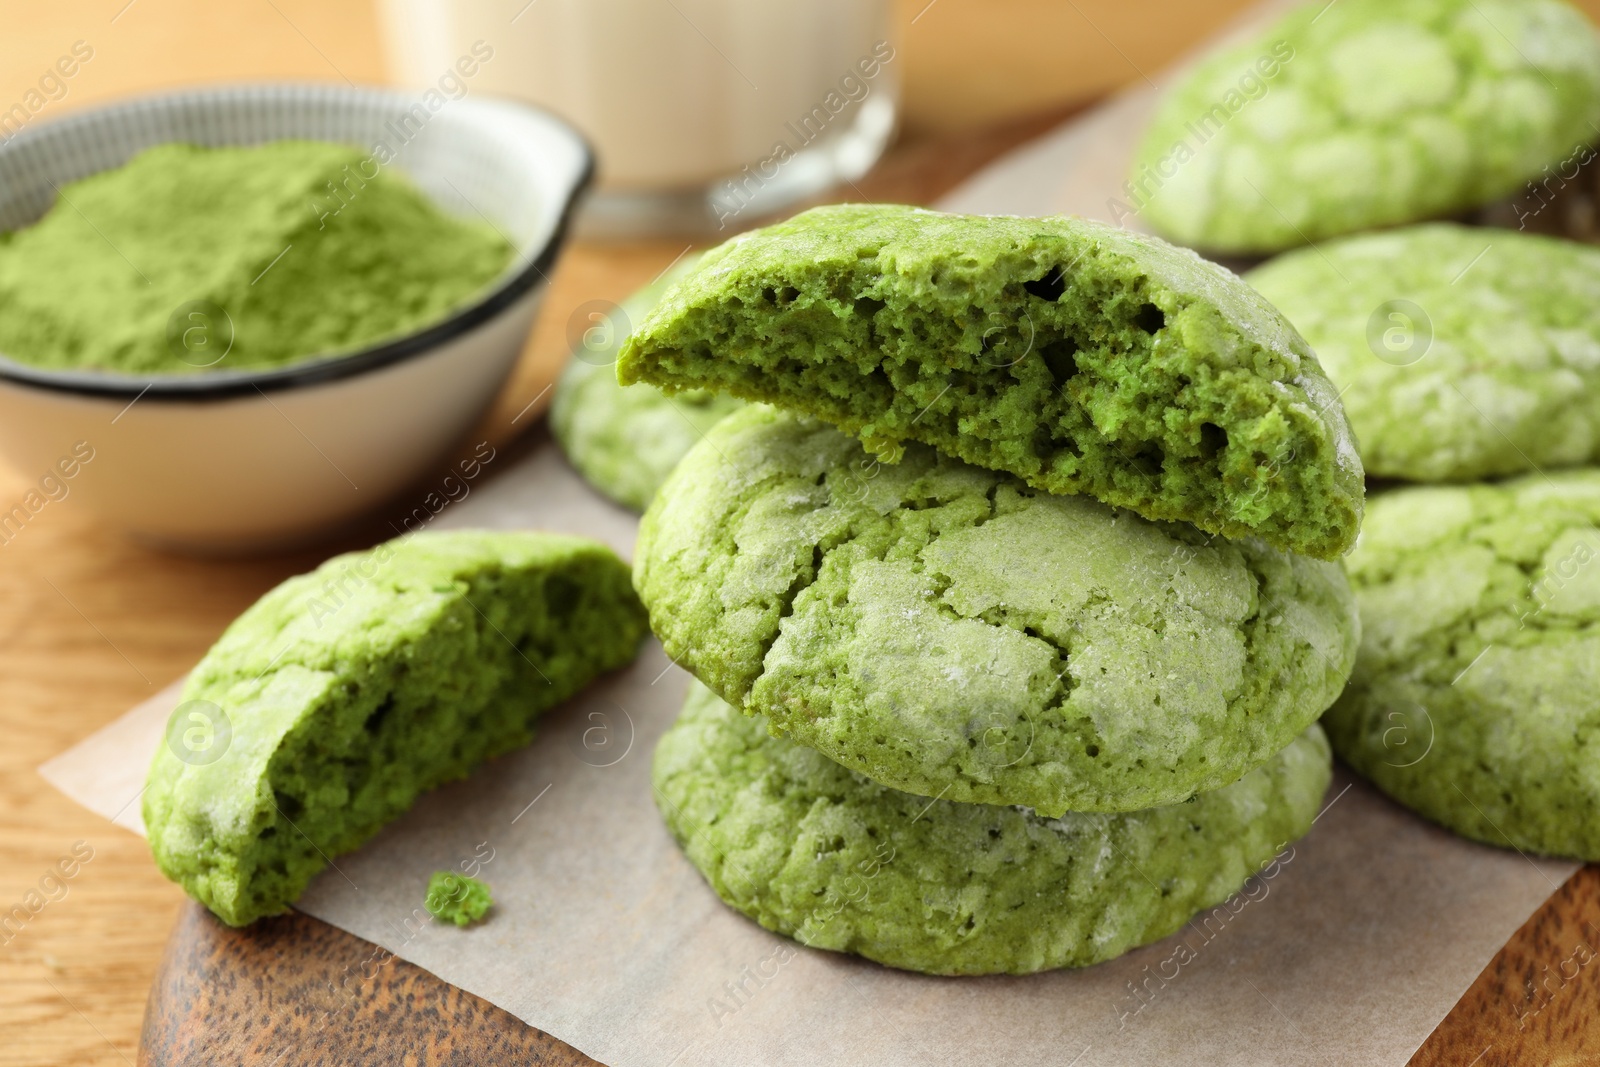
618, 204, 1363, 560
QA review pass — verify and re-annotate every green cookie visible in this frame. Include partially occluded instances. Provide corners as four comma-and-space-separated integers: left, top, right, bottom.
655, 680, 1331, 976
1323, 472, 1600, 859
550, 254, 745, 511
1131, 0, 1600, 253
1248, 223, 1600, 482
636, 406, 1359, 816
144, 530, 648, 925
618, 204, 1363, 561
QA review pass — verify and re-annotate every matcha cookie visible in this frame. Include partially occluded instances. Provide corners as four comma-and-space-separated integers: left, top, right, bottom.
618, 204, 1363, 561
1323, 472, 1600, 859
550, 254, 745, 511
656, 681, 1331, 976
144, 530, 648, 925
1248, 223, 1600, 481
636, 407, 1359, 816
1131, 0, 1600, 254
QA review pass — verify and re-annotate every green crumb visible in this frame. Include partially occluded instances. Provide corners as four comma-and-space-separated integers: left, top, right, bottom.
636, 407, 1360, 816
1247, 223, 1600, 482
0, 141, 514, 375
656, 681, 1332, 976
1133, 0, 1600, 253
618, 204, 1363, 560
1323, 472, 1600, 860
550, 253, 745, 511
143, 530, 649, 926
425, 871, 493, 926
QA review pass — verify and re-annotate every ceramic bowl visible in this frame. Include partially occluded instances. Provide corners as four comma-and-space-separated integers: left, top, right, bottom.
0, 83, 592, 552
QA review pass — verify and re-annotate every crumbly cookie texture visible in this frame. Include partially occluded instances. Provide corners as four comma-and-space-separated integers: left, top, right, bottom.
1132, 0, 1600, 253
618, 204, 1363, 561
1248, 223, 1600, 482
550, 253, 744, 511
425, 871, 494, 927
1323, 472, 1600, 859
636, 407, 1359, 816
143, 531, 648, 926
655, 681, 1331, 976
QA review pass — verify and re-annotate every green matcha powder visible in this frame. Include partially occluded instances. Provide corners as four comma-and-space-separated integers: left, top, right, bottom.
0, 140, 514, 375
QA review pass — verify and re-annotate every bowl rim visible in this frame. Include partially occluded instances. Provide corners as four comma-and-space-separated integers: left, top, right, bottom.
0, 82, 595, 403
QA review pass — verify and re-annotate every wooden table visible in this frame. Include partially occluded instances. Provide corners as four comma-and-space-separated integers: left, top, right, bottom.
5, 3, 1600, 1065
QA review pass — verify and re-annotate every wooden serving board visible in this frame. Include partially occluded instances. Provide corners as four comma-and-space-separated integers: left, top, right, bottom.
143, 866, 1600, 1066
137, 103, 1600, 1066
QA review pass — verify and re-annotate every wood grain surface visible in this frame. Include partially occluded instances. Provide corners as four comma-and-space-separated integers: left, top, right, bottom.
142, 902, 597, 1067
1410, 866, 1600, 1067
138, 864, 1600, 1067
5, 3, 1600, 1065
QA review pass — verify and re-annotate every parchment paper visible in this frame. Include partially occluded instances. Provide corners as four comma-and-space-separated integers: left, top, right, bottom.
40, 442, 1579, 1066
37, 4, 1586, 1060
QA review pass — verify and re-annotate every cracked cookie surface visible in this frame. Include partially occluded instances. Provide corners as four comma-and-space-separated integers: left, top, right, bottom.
1247, 223, 1600, 482
1323, 472, 1600, 859
1133, 0, 1600, 253
635, 406, 1359, 815
618, 203, 1363, 561
654, 680, 1331, 975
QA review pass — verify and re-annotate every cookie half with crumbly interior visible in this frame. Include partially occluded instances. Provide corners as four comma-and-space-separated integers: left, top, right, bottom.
143, 530, 648, 925
635, 406, 1359, 816
617, 204, 1363, 560
655, 680, 1331, 976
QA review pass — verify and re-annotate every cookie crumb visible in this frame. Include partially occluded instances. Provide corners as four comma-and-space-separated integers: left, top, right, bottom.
425, 871, 494, 927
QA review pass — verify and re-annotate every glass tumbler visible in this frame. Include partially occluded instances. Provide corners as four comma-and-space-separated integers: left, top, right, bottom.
379, 0, 899, 236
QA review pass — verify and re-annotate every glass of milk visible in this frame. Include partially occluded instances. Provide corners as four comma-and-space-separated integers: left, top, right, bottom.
379, 0, 899, 236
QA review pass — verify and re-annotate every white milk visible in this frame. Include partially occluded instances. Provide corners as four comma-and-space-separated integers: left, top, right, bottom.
380, 0, 897, 192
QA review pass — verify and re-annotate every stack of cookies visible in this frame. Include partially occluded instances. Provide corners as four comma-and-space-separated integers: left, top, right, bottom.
621, 205, 1364, 975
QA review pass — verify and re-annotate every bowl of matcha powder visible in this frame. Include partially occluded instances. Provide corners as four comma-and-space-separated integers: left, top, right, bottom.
0, 84, 592, 550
